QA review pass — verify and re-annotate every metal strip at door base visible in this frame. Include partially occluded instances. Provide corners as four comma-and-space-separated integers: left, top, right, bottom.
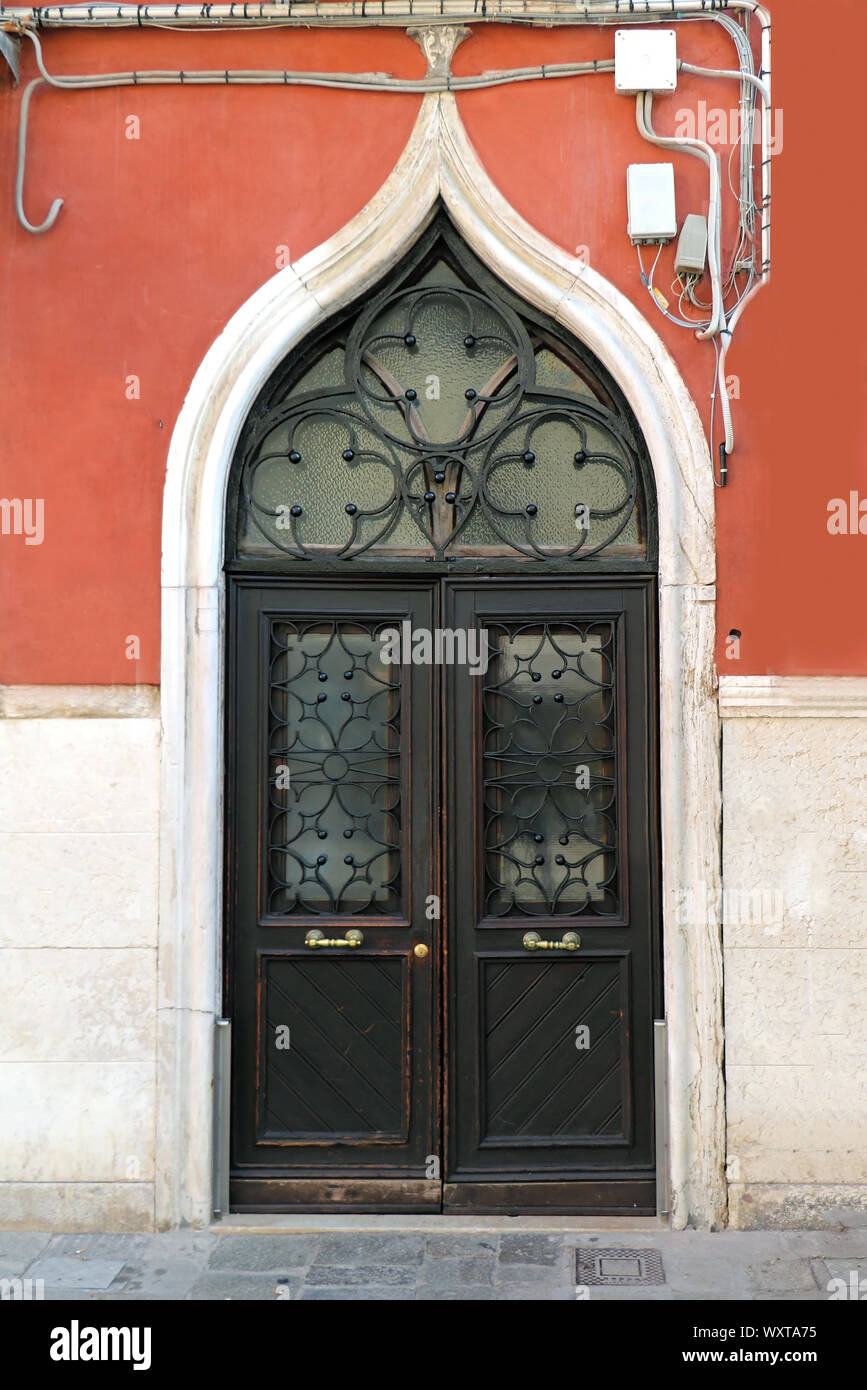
443, 1181, 656, 1216
229, 1179, 443, 1214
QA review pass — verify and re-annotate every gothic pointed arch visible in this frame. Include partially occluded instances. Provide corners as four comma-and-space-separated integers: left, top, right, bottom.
158, 91, 722, 1233
226, 212, 656, 572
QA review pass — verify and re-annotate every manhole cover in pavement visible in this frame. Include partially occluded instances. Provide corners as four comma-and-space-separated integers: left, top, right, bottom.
576, 1247, 665, 1286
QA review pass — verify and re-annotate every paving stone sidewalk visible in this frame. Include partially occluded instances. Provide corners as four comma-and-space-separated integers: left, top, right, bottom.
2, 1225, 866, 1301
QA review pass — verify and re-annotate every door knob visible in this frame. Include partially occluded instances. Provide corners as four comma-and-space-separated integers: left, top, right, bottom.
522, 930, 581, 952
413, 943, 429, 959
305, 929, 364, 948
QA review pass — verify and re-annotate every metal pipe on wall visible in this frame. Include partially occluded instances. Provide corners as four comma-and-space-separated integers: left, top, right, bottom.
0, 2, 773, 34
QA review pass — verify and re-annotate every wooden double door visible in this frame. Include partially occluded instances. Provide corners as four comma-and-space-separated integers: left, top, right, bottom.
226, 575, 660, 1213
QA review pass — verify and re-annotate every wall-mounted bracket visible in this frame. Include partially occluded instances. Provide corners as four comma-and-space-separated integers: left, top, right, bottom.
0, 31, 20, 84
407, 24, 470, 82
17, 79, 65, 234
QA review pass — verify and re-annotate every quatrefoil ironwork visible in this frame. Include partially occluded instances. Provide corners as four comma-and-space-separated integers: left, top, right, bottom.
236, 235, 645, 563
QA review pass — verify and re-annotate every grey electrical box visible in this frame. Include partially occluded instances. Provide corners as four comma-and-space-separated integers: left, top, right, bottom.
675, 214, 708, 276
615, 29, 678, 95
627, 163, 677, 245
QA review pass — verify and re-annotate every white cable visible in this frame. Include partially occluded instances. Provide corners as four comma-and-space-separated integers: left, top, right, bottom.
637, 244, 711, 333
717, 276, 767, 457
712, 10, 758, 239
20, 31, 614, 93
635, 91, 724, 341
0, 3, 777, 29
14, 30, 616, 232
679, 61, 769, 110
709, 336, 729, 489
679, 52, 774, 457
679, 57, 770, 269
12, 2, 773, 463
717, 337, 734, 464
678, 11, 772, 463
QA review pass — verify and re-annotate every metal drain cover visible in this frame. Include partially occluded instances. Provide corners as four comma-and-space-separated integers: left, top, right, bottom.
576, 1247, 665, 1286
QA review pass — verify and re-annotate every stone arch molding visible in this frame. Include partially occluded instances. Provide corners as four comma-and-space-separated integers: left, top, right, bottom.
159, 73, 723, 1231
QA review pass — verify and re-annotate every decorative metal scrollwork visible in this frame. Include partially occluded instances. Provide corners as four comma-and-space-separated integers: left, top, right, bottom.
267, 619, 402, 916
483, 621, 618, 917
237, 253, 644, 562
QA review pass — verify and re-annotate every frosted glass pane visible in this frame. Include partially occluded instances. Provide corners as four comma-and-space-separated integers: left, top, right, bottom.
358, 264, 520, 450
533, 347, 601, 401
289, 347, 347, 398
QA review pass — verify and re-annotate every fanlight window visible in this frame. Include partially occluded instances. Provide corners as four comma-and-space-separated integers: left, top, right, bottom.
232, 226, 651, 563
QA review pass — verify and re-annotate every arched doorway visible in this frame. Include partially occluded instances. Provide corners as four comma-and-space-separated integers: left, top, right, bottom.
223, 214, 661, 1213
157, 88, 722, 1230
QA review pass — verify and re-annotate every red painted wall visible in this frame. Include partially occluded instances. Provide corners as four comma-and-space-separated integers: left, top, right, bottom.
1, 2, 864, 684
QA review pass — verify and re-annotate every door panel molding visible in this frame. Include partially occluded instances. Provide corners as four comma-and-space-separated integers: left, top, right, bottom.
255, 949, 413, 1145
475, 950, 634, 1149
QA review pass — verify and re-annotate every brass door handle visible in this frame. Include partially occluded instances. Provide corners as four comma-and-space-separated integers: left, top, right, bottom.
523, 931, 581, 952
305, 929, 364, 948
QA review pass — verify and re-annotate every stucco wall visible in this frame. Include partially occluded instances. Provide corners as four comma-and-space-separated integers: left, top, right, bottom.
720, 680, 867, 1229
2, 6, 867, 681
0, 690, 159, 1230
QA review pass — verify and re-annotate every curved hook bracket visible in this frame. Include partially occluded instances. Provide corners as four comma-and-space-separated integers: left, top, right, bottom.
16, 79, 64, 235
0, 32, 20, 85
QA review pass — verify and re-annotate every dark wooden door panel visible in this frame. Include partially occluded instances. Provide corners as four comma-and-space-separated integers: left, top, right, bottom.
227, 580, 439, 1195
479, 952, 631, 1146
444, 580, 659, 1194
259, 951, 410, 1143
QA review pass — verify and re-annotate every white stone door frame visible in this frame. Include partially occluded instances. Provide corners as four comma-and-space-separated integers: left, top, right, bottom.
158, 89, 723, 1231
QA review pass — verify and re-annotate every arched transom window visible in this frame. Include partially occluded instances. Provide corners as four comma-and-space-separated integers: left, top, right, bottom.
230, 217, 654, 566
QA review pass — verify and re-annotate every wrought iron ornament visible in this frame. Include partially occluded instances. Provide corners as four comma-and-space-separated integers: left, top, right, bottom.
483, 621, 618, 917
235, 234, 647, 563
267, 618, 402, 916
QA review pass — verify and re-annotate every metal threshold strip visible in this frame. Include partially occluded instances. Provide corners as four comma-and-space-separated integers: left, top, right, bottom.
211, 1214, 668, 1233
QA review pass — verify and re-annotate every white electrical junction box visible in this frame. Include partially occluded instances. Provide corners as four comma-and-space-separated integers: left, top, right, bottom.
627, 163, 677, 245
675, 213, 709, 276
615, 29, 678, 95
